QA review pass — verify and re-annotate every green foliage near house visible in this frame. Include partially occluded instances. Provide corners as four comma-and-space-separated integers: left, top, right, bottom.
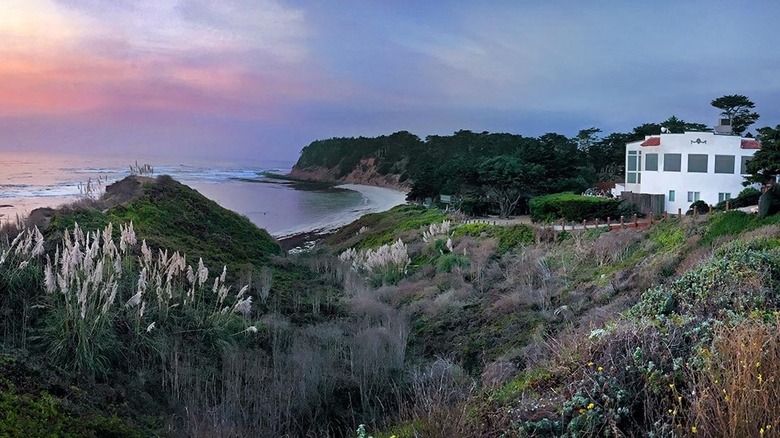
745, 124, 780, 185
529, 192, 621, 223
452, 223, 535, 253
714, 187, 760, 211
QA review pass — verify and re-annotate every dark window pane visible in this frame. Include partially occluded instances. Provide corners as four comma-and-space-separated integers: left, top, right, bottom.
741, 156, 752, 174
714, 155, 735, 174
688, 154, 708, 173
645, 153, 658, 171
664, 153, 681, 172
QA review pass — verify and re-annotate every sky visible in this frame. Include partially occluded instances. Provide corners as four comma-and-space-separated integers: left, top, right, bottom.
1, 0, 779, 163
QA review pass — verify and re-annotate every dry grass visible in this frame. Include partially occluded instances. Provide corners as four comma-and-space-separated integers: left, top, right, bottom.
687, 321, 780, 437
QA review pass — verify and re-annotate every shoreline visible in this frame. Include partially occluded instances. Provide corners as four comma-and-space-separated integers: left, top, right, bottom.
275, 183, 408, 251
1, 174, 408, 250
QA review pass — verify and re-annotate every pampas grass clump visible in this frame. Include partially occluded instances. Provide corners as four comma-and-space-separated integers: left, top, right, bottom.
340, 238, 410, 286
2, 221, 255, 377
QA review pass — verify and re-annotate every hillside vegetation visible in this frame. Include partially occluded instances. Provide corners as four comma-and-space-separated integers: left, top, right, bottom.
3, 175, 780, 436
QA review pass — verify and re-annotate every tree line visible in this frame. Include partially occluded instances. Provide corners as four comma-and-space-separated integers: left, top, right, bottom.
295, 95, 774, 217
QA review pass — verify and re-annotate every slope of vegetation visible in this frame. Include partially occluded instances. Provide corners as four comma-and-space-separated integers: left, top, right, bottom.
4, 174, 780, 436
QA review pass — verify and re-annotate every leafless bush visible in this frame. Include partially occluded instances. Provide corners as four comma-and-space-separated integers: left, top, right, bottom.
396, 358, 478, 437
466, 238, 499, 293
590, 229, 642, 266
482, 359, 517, 389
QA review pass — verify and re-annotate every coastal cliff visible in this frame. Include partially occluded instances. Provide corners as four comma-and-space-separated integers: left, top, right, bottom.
289, 157, 411, 191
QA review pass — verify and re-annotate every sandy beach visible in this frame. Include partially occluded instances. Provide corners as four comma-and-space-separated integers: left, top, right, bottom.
276, 183, 407, 250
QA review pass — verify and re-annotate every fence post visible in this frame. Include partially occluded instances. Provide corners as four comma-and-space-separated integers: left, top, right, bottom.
726, 201, 730, 211
595, 218, 600, 228
582, 219, 587, 229
620, 215, 625, 229
633, 214, 638, 228
607, 216, 611, 228
678, 208, 682, 218
649, 212, 654, 225
561, 218, 565, 231
664, 211, 668, 221
708, 205, 713, 214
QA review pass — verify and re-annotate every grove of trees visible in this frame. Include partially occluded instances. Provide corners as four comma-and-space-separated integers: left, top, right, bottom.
297, 116, 716, 217
296, 95, 771, 217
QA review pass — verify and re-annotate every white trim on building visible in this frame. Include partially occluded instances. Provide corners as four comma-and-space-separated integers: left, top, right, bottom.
624, 131, 760, 213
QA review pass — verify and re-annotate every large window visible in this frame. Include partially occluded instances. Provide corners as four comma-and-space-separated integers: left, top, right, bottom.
718, 192, 732, 202
688, 191, 701, 202
714, 155, 735, 174
664, 153, 681, 172
669, 190, 675, 202
627, 151, 641, 184
688, 154, 708, 173
645, 153, 658, 171
741, 156, 752, 175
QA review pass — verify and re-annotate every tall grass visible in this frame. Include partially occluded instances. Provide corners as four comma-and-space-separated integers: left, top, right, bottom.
2, 221, 254, 378
340, 238, 411, 286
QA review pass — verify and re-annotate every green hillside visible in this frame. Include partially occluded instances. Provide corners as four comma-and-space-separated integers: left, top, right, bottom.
3, 175, 780, 436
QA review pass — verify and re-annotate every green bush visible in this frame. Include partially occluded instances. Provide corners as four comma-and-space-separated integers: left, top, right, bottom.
714, 187, 760, 211
453, 223, 534, 253
687, 200, 709, 215
529, 193, 621, 223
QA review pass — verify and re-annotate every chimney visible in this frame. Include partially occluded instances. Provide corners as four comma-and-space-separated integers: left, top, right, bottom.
715, 117, 733, 134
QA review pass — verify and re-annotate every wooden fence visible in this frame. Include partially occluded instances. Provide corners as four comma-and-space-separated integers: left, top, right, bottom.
620, 192, 665, 217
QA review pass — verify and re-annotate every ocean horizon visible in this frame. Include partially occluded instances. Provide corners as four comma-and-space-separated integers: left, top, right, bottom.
0, 152, 407, 237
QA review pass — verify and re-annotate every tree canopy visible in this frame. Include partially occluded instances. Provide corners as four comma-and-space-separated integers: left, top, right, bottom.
477, 155, 544, 218
745, 125, 780, 185
711, 94, 760, 135
293, 114, 727, 216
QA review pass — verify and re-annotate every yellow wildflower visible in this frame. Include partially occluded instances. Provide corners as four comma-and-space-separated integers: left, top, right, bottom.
692, 426, 698, 433
587, 362, 594, 367
597, 366, 603, 372
587, 403, 595, 410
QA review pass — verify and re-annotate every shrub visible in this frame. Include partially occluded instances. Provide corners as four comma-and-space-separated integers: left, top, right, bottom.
453, 223, 534, 254
529, 193, 621, 223
714, 187, 760, 211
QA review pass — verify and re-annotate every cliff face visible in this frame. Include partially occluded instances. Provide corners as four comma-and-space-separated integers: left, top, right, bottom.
289, 158, 410, 192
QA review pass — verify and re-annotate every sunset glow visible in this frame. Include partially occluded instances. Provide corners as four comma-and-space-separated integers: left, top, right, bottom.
0, 1, 779, 160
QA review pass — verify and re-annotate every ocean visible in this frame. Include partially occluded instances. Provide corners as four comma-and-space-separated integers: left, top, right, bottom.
0, 152, 407, 237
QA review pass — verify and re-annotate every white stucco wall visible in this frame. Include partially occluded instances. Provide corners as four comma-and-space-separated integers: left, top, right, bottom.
624, 132, 758, 213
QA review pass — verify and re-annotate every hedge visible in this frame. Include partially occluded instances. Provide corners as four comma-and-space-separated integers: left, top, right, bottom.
529, 192, 621, 223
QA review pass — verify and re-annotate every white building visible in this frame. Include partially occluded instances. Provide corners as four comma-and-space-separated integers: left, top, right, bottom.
624, 131, 760, 213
